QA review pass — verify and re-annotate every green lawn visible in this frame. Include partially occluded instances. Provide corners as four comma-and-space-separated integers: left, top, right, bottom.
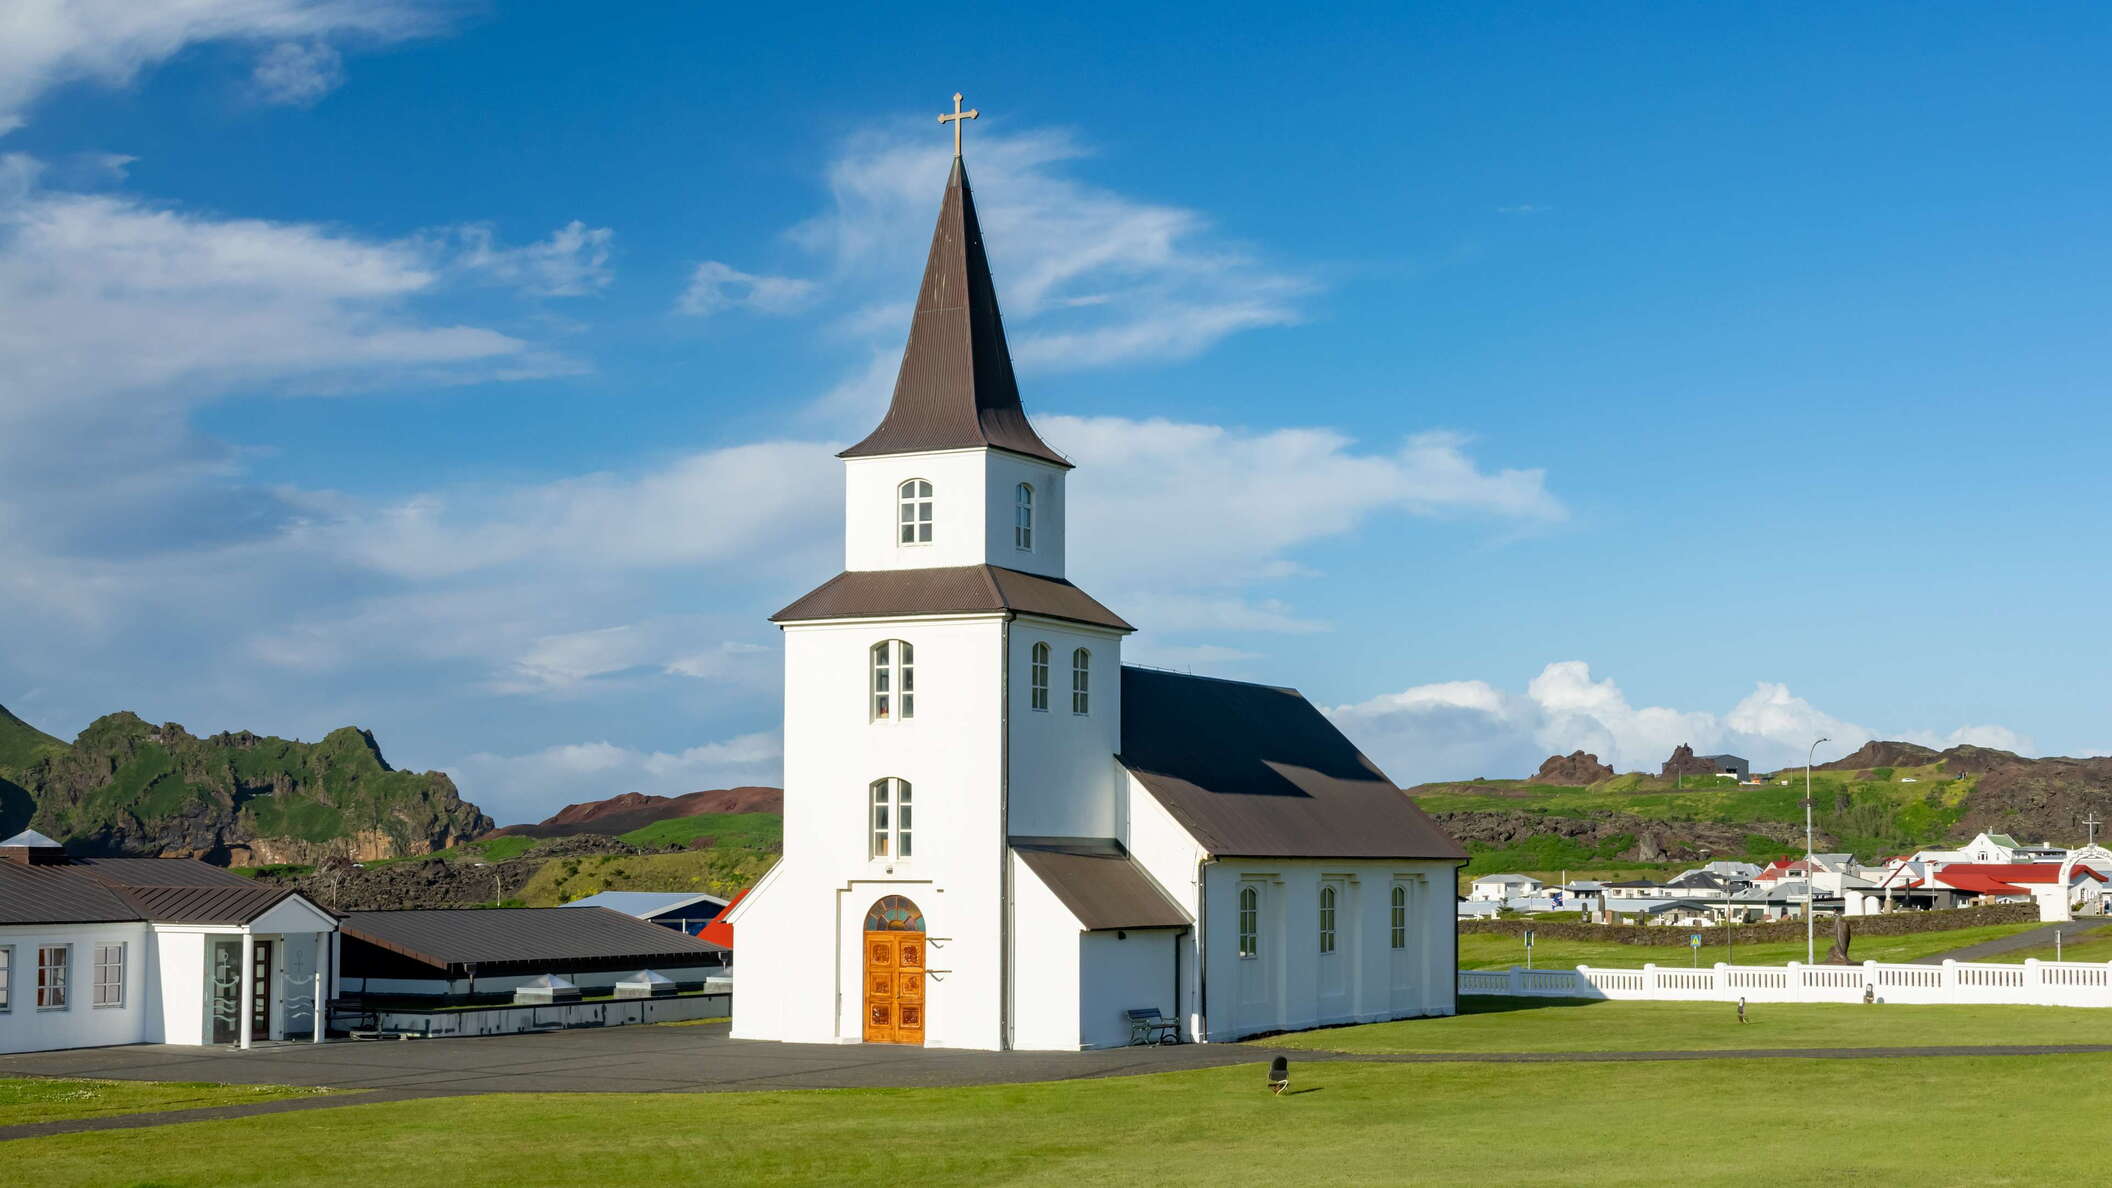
10, 1054, 2109, 1185
1259, 995, 2112, 1053
1985, 924, 2112, 964
0, 1078, 330, 1126
1459, 921, 2043, 971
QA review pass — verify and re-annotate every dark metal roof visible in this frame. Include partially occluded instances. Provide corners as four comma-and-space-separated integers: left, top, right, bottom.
1118, 667, 1469, 861
772, 564, 1132, 631
118, 883, 302, 925
73, 857, 255, 888
1013, 839, 1191, 931
839, 156, 1069, 468
0, 861, 144, 925
339, 907, 728, 972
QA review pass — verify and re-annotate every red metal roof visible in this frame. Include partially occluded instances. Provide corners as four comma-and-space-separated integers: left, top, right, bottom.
1929, 863, 2104, 894
698, 888, 744, 949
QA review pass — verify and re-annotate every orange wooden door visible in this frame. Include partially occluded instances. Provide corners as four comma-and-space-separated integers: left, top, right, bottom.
863, 931, 926, 1045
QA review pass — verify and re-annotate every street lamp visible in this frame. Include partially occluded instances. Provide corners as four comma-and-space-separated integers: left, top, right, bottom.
1805, 736, 1830, 964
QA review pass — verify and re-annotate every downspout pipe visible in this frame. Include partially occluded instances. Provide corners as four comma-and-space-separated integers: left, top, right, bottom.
1172, 924, 1189, 1042
998, 613, 1014, 1051
1196, 857, 1216, 1042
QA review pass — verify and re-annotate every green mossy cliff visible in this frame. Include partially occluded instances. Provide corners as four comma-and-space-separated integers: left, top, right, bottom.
0, 705, 490, 865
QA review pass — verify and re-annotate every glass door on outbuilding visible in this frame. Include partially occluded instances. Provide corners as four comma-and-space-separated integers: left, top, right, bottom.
208, 939, 273, 1045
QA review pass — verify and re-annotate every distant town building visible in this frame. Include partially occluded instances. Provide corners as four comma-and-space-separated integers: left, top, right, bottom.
1661, 745, 1749, 781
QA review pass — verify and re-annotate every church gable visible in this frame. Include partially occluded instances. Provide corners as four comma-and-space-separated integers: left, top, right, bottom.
1117, 667, 1465, 861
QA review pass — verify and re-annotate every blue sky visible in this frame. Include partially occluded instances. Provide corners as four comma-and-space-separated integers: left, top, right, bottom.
3, 2, 2108, 823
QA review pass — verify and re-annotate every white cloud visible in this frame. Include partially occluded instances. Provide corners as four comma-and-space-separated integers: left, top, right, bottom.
445, 732, 783, 824
1326, 661, 2028, 787
1898, 724, 2036, 754
451, 220, 615, 297
676, 260, 818, 316
0, 0, 447, 134
250, 41, 344, 106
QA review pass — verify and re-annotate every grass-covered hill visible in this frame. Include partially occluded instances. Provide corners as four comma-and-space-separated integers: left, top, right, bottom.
0, 704, 490, 864
1413, 740, 2112, 877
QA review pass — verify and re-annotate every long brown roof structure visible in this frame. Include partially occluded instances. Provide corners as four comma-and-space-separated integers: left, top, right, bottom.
1118, 667, 1468, 861
116, 883, 302, 926
773, 564, 1132, 631
1012, 839, 1191, 930
0, 861, 144, 925
838, 156, 1070, 468
339, 907, 727, 974
0, 851, 321, 925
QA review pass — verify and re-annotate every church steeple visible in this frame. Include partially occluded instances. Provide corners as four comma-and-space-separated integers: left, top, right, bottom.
838, 151, 1070, 469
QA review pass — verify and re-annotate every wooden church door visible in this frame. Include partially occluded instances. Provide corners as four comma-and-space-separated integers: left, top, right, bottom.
862, 895, 926, 1045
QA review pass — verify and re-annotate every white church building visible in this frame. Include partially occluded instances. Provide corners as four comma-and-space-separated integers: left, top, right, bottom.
727, 125, 1466, 1051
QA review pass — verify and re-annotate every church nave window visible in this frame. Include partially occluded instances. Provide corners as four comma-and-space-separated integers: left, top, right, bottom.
1237, 886, 1259, 957
1070, 648, 1090, 715
1318, 885, 1338, 955
871, 640, 915, 721
870, 777, 913, 859
1390, 884, 1408, 950
898, 479, 934, 545
1029, 642, 1050, 711
1014, 483, 1034, 551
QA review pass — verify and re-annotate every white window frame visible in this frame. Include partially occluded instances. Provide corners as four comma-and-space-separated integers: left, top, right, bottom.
1014, 483, 1034, 551
897, 479, 934, 546
36, 944, 70, 1010
1237, 886, 1259, 958
870, 639, 915, 722
93, 942, 126, 1008
1389, 884, 1408, 950
0, 944, 12, 1012
1029, 642, 1050, 712
1318, 886, 1338, 955
870, 777, 913, 860
1070, 648, 1091, 715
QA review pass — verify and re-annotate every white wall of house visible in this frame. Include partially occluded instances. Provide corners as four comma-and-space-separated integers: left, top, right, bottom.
0, 922, 151, 1055
148, 927, 205, 1044
1006, 852, 1083, 1051
1078, 928, 1180, 1050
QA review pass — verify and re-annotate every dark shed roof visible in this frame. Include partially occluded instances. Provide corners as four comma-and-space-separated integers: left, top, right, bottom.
73, 857, 255, 888
339, 907, 727, 972
0, 861, 144, 925
838, 156, 1069, 468
773, 564, 1132, 631
0, 853, 312, 925
118, 884, 302, 925
1118, 667, 1468, 861
1013, 840, 1191, 931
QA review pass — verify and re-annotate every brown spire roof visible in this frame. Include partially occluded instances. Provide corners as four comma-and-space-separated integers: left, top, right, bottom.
839, 157, 1070, 468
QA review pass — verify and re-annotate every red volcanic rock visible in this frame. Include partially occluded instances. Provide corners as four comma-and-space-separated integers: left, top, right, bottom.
488, 786, 783, 839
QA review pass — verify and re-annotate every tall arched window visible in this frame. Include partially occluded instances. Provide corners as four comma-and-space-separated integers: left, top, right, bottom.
1237, 885, 1259, 957
869, 778, 912, 859
1029, 642, 1050, 711
870, 640, 914, 721
1014, 483, 1034, 550
1318, 885, 1338, 955
1070, 648, 1091, 715
1390, 884, 1408, 950
897, 479, 933, 545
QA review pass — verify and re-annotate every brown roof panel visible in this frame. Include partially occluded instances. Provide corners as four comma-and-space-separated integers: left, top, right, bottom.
0, 862, 144, 925
1119, 667, 1468, 861
118, 883, 302, 925
772, 564, 1133, 631
339, 907, 727, 972
73, 857, 256, 888
1014, 840, 1191, 930
839, 156, 1070, 468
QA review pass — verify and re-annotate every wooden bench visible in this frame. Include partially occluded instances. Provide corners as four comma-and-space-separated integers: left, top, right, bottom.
1126, 1008, 1181, 1045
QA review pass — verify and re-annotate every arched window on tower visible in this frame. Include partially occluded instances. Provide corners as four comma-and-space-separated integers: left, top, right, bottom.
1318, 885, 1338, 954
870, 777, 912, 859
1014, 483, 1034, 551
870, 640, 914, 721
1070, 648, 1091, 715
898, 479, 933, 545
1029, 642, 1050, 711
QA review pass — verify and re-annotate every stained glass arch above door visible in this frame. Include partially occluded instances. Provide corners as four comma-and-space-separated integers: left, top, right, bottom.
864, 895, 925, 932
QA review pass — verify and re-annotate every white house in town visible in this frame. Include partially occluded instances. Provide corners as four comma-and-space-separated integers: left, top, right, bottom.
727, 128, 1466, 1051
1468, 874, 1543, 902
0, 830, 338, 1055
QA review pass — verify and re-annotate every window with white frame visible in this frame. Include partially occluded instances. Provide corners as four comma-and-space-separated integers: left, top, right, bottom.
1029, 642, 1050, 711
897, 479, 933, 545
1014, 483, 1034, 550
93, 943, 125, 1008
1237, 886, 1259, 957
0, 945, 11, 1012
1070, 648, 1091, 714
1390, 884, 1408, 950
36, 944, 68, 1009
1318, 886, 1338, 955
870, 640, 915, 721
870, 777, 913, 859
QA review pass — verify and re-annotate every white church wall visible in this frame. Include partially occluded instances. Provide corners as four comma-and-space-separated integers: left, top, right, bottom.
1123, 774, 1207, 1035
979, 451, 1067, 579
843, 451, 997, 572
1007, 852, 1083, 1050
1007, 618, 1123, 840
0, 921, 151, 1055
1079, 928, 1181, 1049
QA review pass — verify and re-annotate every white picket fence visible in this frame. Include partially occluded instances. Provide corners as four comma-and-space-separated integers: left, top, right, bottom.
1460, 960, 2112, 1008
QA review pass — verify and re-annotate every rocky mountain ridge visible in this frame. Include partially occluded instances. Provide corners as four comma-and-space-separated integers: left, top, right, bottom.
487, 785, 783, 839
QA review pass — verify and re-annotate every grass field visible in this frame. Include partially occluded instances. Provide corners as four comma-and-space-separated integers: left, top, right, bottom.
0, 1078, 329, 1126
1986, 923, 2112, 964
1258, 995, 2112, 1053
10, 1052, 2108, 1186
1458, 921, 2041, 970
515, 846, 777, 905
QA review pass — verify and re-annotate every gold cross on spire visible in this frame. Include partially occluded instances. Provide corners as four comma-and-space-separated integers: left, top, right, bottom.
938, 91, 979, 158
